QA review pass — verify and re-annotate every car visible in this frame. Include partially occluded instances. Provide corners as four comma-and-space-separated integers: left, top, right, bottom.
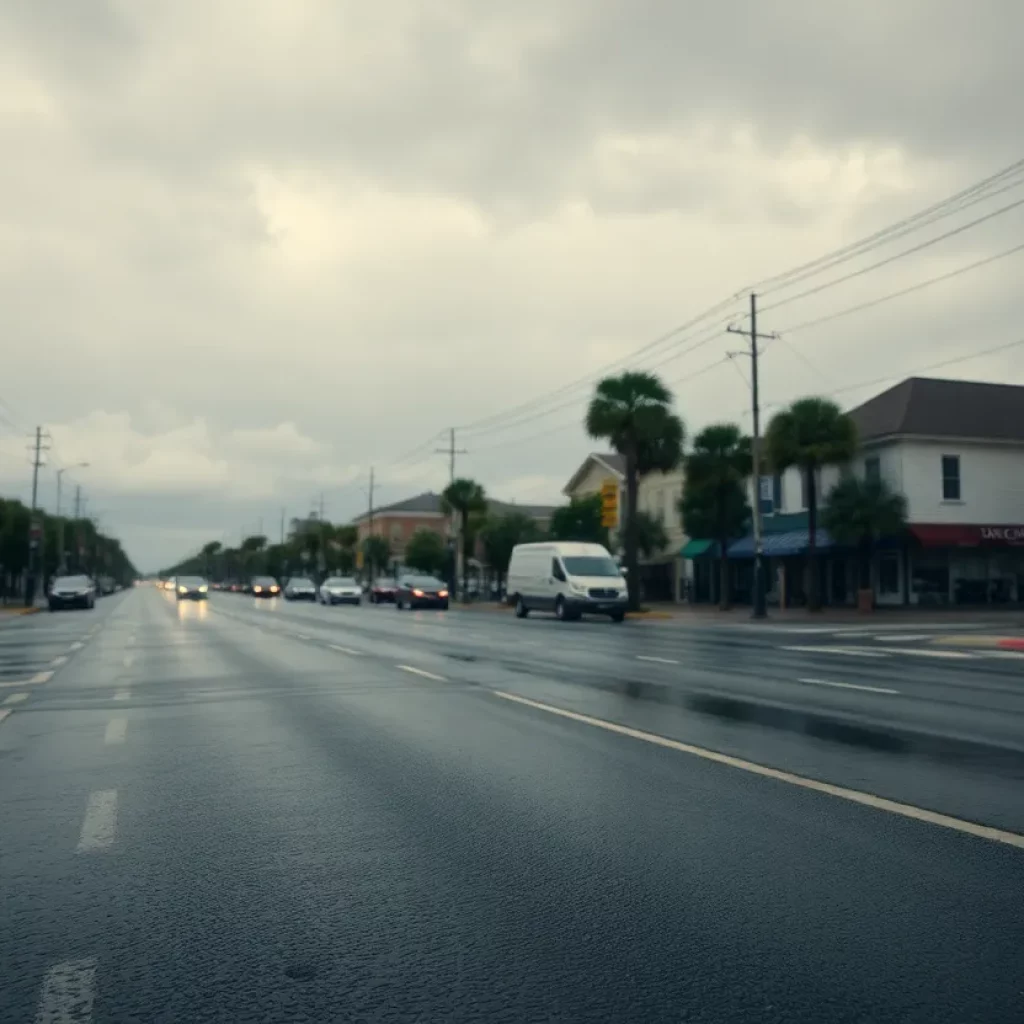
284, 576, 317, 601
368, 577, 398, 603
49, 574, 96, 611
319, 576, 362, 605
250, 576, 281, 598
175, 575, 209, 600
395, 575, 449, 610
506, 541, 628, 622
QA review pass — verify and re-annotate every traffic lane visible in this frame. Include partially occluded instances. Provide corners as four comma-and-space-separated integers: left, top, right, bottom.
6, 598, 1023, 1023
0, 603, 108, 688
213, 595, 1024, 750
210, 595, 1024, 830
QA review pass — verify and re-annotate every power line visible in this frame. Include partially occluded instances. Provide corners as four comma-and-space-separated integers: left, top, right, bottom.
759, 194, 1024, 315
753, 156, 1024, 295
776, 241, 1024, 334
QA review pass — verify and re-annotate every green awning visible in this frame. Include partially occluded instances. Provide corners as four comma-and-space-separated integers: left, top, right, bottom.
680, 538, 716, 559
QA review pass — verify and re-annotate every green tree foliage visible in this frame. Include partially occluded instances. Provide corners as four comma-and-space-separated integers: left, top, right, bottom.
481, 512, 541, 588
822, 475, 907, 591
680, 423, 752, 610
633, 511, 669, 560
765, 397, 857, 610
441, 477, 488, 599
585, 371, 684, 609
404, 528, 447, 576
549, 495, 608, 545
362, 535, 391, 578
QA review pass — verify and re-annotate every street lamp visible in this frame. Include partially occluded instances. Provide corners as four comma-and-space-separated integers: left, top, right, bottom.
56, 463, 89, 573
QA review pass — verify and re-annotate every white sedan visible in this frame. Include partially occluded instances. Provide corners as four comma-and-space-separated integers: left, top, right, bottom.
318, 576, 362, 606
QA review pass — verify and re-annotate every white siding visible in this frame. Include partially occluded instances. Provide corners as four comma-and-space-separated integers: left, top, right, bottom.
872, 439, 1024, 524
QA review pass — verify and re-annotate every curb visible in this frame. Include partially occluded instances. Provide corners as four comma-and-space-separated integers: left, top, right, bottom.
0, 606, 41, 617
998, 638, 1024, 651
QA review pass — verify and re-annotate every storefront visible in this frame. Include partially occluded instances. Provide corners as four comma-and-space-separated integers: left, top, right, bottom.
907, 524, 1024, 606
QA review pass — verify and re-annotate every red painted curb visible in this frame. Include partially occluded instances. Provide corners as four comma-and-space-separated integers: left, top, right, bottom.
997, 638, 1024, 651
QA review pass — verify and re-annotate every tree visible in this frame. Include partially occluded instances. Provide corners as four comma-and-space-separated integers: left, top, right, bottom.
823, 475, 907, 597
404, 528, 447, 576
549, 495, 608, 545
765, 397, 857, 610
680, 423, 752, 610
362, 535, 391, 579
481, 512, 541, 592
441, 477, 488, 599
585, 371, 684, 610
634, 511, 669, 560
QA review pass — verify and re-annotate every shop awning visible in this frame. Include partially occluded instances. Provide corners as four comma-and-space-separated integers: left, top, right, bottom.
727, 528, 836, 558
680, 538, 716, 558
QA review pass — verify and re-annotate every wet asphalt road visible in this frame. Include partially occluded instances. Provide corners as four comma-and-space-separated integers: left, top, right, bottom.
2, 589, 1023, 1023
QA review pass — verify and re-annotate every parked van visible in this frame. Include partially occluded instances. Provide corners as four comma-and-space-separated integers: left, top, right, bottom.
506, 541, 628, 622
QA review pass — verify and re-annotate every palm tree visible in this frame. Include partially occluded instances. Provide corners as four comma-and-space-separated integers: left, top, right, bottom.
441, 478, 487, 600
765, 397, 857, 610
585, 371, 684, 610
680, 424, 752, 610
822, 475, 907, 601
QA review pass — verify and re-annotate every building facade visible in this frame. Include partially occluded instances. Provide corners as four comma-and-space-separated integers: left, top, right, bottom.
686, 377, 1024, 608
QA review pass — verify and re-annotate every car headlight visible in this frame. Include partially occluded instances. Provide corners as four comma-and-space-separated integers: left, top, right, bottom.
570, 582, 588, 595
253, 585, 262, 593
199, 585, 208, 593
178, 586, 186, 593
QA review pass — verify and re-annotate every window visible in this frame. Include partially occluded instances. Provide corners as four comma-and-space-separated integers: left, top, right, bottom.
551, 558, 566, 582
941, 455, 961, 501
878, 552, 900, 595
864, 456, 880, 483
772, 474, 783, 513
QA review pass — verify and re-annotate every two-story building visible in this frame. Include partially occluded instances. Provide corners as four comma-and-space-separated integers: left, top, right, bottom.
687, 377, 1024, 607
562, 452, 685, 601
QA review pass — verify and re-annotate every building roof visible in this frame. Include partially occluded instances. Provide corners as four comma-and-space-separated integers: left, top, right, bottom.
352, 490, 557, 523
848, 377, 1024, 444
562, 452, 626, 495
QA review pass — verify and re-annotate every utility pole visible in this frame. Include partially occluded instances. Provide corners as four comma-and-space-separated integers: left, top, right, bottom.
435, 429, 468, 596
435, 427, 468, 484
280, 507, 286, 546
26, 427, 51, 606
728, 293, 776, 619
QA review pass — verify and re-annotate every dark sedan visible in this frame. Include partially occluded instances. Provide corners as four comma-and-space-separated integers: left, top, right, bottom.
395, 575, 449, 611
368, 577, 398, 603
175, 575, 209, 600
250, 576, 281, 598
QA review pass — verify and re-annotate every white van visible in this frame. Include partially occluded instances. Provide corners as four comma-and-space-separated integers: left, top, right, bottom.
506, 541, 628, 622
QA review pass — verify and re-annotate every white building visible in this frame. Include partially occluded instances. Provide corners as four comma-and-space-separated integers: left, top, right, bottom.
719, 377, 1024, 607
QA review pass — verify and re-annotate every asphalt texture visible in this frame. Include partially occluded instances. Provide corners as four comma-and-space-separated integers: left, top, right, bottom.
2, 588, 1022, 1023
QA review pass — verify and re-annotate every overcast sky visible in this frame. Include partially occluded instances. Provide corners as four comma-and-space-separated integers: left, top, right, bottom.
1, 1, 1022, 570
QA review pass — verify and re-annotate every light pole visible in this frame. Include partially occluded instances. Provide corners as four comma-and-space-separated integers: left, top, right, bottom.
56, 463, 89, 574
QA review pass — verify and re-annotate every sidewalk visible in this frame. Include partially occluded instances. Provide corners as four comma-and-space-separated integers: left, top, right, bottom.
450, 600, 1024, 629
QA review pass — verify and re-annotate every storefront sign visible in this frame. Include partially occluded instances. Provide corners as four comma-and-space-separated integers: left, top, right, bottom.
911, 524, 1024, 547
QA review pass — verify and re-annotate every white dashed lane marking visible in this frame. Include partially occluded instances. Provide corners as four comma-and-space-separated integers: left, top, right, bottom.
329, 644, 363, 656
3, 692, 29, 705
104, 718, 127, 745
797, 677, 899, 695
781, 645, 888, 658
34, 957, 97, 1024
636, 655, 680, 665
51, 655, 68, 666
76, 790, 118, 853
113, 689, 130, 701
397, 665, 447, 682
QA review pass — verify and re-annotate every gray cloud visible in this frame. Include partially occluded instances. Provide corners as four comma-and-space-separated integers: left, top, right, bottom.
1, 1, 1021, 569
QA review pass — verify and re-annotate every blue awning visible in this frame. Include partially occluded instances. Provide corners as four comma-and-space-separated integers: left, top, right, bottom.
727, 528, 836, 558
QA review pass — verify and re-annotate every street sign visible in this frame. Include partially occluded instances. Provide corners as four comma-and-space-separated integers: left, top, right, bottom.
30, 519, 43, 540
600, 481, 619, 528
356, 547, 364, 570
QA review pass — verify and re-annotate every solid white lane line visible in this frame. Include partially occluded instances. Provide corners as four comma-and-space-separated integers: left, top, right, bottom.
34, 957, 97, 1023
979, 650, 1024, 660
31, 671, 54, 684
636, 655, 680, 665
874, 634, 932, 642
51, 655, 68, 666
797, 677, 899, 695
874, 646, 977, 659
328, 644, 363, 656
113, 689, 130, 701
397, 664, 446, 682
3, 692, 29, 705
781, 645, 888, 658
104, 718, 127, 745
77, 790, 118, 852
492, 691, 1024, 850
